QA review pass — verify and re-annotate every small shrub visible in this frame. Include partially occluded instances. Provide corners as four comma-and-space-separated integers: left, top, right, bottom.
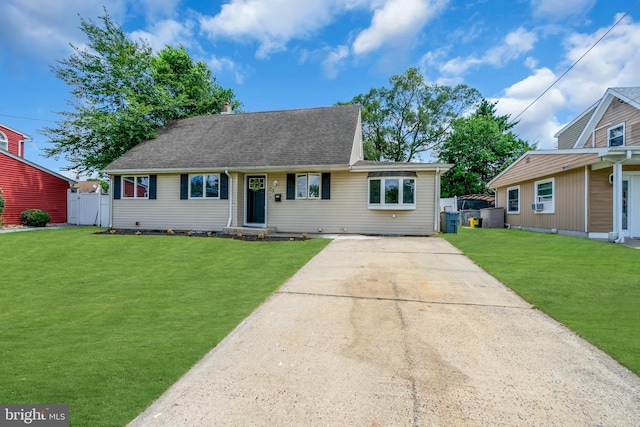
236, 232, 243, 238
167, 229, 174, 235
258, 233, 265, 240
19, 209, 50, 227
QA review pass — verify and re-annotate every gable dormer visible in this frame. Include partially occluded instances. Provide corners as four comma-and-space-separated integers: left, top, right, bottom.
0, 124, 32, 157
566, 88, 640, 149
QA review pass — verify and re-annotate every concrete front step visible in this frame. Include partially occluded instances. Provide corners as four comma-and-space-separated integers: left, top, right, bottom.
223, 227, 276, 236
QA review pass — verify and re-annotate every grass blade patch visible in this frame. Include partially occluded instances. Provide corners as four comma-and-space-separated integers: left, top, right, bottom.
0, 228, 330, 426
442, 228, 640, 376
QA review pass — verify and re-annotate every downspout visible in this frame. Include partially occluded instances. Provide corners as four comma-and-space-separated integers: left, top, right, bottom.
434, 167, 440, 232
584, 166, 588, 234
225, 170, 232, 228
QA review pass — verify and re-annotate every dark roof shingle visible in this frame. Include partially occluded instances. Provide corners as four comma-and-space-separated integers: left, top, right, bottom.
104, 105, 360, 172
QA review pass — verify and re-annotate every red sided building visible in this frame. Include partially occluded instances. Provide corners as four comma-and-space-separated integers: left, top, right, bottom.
0, 123, 74, 225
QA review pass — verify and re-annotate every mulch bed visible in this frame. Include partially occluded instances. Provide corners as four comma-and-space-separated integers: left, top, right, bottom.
95, 228, 308, 241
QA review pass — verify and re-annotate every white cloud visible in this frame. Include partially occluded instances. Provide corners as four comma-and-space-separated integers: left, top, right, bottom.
437, 27, 538, 77
0, 0, 127, 63
199, 0, 342, 58
0, 0, 186, 66
352, 0, 448, 55
322, 45, 350, 79
494, 14, 640, 149
495, 67, 565, 149
530, 0, 596, 19
207, 56, 249, 85
130, 19, 195, 52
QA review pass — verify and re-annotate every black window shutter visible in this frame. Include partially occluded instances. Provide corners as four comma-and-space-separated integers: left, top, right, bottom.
286, 173, 295, 200
321, 173, 331, 200
180, 174, 188, 200
149, 175, 157, 200
113, 176, 121, 200
220, 173, 228, 200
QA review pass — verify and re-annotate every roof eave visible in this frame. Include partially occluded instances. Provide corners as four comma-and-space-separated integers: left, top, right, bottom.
102, 163, 353, 175
349, 162, 453, 173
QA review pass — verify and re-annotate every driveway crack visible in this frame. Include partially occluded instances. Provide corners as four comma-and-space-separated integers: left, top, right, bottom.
277, 290, 532, 310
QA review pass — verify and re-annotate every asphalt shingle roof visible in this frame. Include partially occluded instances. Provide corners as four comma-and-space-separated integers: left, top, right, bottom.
104, 105, 361, 172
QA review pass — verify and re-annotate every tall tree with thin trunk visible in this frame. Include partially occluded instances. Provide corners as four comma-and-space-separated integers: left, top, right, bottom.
438, 100, 535, 197
340, 67, 482, 162
41, 10, 240, 173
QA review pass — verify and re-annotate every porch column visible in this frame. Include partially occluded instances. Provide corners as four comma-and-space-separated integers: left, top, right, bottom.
612, 161, 624, 243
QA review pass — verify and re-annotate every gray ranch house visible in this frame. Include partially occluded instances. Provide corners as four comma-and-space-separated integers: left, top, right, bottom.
489, 87, 640, 243
103, 105, 451, 236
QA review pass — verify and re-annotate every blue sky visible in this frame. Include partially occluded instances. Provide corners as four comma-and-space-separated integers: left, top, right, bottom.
2, 0, 640, 178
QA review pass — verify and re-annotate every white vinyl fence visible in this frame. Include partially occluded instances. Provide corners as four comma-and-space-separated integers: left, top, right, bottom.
67, 189, 110, 226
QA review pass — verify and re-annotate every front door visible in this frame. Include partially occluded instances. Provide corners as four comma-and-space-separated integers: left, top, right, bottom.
246, 176, 266, 225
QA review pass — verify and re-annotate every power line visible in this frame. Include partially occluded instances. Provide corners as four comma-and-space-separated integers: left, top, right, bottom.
509, 0, 640, 124
0, 113, 56, 123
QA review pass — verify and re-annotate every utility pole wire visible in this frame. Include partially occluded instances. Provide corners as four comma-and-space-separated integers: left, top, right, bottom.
509, 0, 640, 125
0, 113, 56, 123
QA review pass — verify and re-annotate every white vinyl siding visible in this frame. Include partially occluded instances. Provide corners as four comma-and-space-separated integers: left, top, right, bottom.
113, 174, 229, 230
113, 171, 440, 235
267, 171, 435, 235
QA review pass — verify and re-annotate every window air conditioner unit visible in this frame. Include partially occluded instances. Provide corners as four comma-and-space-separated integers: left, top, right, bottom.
531, 203, 544, 211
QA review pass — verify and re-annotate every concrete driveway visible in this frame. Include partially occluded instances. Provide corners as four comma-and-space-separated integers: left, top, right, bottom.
129, 236, 640, 426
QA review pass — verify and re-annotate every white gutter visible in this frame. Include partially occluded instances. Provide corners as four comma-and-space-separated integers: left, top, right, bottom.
434, 167, 440, 232
224, 170, 232, 227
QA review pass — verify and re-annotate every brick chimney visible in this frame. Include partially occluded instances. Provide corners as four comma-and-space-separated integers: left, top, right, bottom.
221, 102, 232, 114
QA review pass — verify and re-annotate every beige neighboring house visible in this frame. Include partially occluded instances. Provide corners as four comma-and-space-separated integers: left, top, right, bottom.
102, 105, 451, 235
489, 87, 640, 243
71, 181, 102, 193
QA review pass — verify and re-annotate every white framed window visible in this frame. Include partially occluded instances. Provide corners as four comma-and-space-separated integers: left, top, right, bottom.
368, 177, 416, 210
534, 178, 554, 213
296, 173, 321, 199
189, 174, 220, 199
608, 123, 625, 147
0, 132, 7, 151
507, 185, 520, 214
123, 176, 149, 199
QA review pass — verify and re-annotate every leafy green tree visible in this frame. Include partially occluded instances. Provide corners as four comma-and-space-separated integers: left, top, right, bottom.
42, 10, 240, 173
341, 67, 482, 161
438, 100, 535, 197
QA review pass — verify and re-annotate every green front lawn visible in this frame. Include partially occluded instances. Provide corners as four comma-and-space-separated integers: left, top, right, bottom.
442, 227, 640, 376
0, 228, 330, 426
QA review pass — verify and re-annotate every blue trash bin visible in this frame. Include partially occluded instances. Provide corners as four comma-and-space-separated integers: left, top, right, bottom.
445, 212, 459, 234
